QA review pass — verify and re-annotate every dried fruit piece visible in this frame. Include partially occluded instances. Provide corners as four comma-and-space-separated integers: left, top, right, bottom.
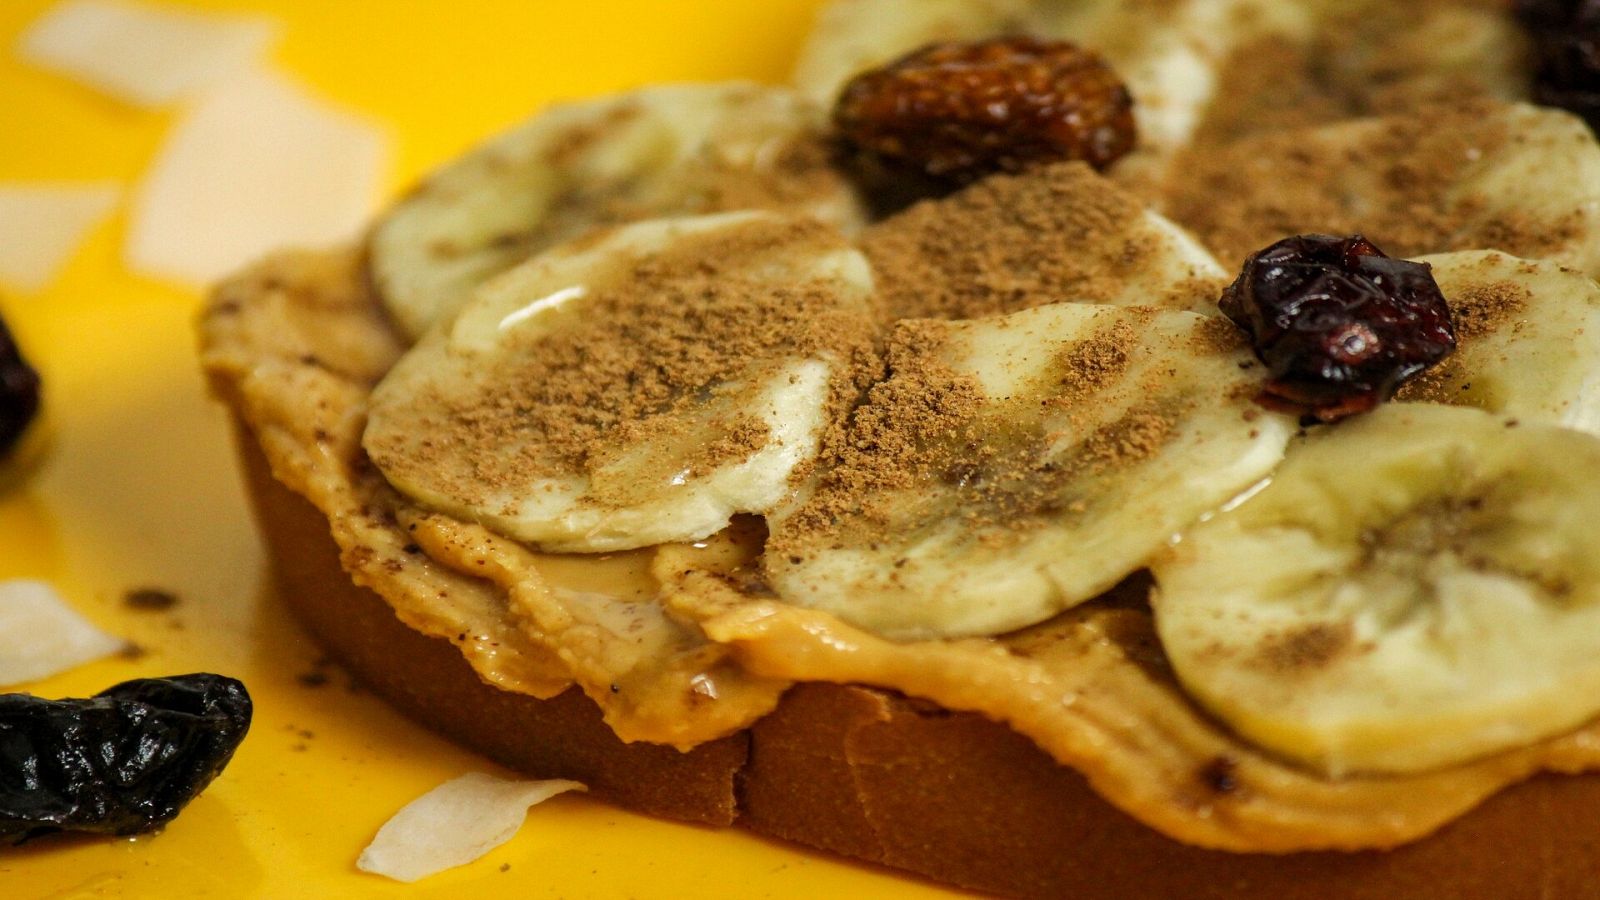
0, 674, 252, 843
1219, 235, 1456, 423
1516, 0, 1600, 128
0, 310, 41, 456
833, 36, 1136, 183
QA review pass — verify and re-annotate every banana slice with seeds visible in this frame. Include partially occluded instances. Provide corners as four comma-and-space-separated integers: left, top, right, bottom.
764, 303, 1296, 641
371, 83, 865, 340
364, 211, 876, 553
1398, 251, 1600, 435
1153, 404, 1600, 776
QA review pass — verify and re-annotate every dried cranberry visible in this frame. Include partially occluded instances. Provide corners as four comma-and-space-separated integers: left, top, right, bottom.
0, 311, 39, 456
833, 36, 1137, 184
1219, 235, 1456, 423
1516, 1, 1600, 129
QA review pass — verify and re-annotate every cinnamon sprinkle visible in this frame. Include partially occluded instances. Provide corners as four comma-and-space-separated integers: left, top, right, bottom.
1397, 277, 1532, 405
367, 217, 878, 510
769, 311, 1191, 561
1161, 100, 1522, 267
861, 163, 1217, 321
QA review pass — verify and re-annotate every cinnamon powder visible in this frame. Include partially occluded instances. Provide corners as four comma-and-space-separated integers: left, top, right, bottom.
1161, 100, 1525, 268
367, 217, 879, 510
861, 163, 1216, 321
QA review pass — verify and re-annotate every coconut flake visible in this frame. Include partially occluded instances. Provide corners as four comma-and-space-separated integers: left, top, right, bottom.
126, 70, 388, 285
0, 579, 124, 687
0, 183, 120, 292
357, 773, 585, 883
17, 0, 278, 107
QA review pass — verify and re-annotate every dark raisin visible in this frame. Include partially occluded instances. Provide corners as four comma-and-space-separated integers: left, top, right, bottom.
1219, 235, 1456, 423
0, 310, 40, 457
833, 36, 1137, 185
0, 674, 252, 843
1516, 0, 1600, 129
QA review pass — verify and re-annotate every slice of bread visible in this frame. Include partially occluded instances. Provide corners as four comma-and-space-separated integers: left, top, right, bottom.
230, 412, 1600, 899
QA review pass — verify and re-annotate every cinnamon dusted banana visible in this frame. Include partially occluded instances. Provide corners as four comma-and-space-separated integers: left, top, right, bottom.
764, 303, 1295, 641
1163, 103, 1600, 276
1398, 251, 1600, 435
1153, 404, 1600, 776
371, 83, 865, 339
364, 211, 876, 552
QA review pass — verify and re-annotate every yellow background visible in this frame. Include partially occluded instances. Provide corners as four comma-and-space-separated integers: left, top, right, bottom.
0, 2, 957, 896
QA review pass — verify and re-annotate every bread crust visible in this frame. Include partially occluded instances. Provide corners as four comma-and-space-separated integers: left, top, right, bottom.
234, 415, 1600, 899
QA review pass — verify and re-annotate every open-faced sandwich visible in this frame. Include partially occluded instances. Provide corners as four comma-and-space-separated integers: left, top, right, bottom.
199, 1, 1600, 895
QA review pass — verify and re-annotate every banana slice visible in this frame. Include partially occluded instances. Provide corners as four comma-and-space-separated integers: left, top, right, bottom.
764, 304, 1296, 641
371, 83, 865, 340
364, 211, 877, 552
861, 162, 1228, 320
1161, 102, 1600, 275
1397, 251, 1600, 435
1153, 404, 1600, 776
1176, 1, 1527, 153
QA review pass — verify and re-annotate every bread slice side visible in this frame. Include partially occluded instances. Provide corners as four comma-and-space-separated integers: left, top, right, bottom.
234, 415, 1600, 899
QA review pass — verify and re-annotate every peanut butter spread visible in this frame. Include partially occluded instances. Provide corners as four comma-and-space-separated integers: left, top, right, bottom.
200, 233, 1600, 855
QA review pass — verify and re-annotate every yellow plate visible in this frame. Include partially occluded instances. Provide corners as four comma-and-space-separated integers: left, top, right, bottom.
0, 2, 957, 896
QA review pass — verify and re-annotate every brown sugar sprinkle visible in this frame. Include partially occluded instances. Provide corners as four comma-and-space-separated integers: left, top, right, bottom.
371, 218, 878, 509
861, 163, 1214, 321
1161, 99, 1524, 267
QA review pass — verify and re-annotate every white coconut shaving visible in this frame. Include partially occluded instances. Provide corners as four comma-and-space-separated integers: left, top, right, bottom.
0, 183, 120, 293
126, 69, 388, 285
17, 0, 278, 107
357, 773, 586, 883
0, 579, 124, 687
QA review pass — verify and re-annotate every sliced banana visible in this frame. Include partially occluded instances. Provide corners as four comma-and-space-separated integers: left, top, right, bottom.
371, 83, 865, 340
861, 162, 1228, 320
764, 304, 1296, 641
1160, 102, 1600, 274
1176, 1, 1527, 153
1153, 404, 1600, 776
364, 211, 876, 553
1397, 251, 1600, 435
